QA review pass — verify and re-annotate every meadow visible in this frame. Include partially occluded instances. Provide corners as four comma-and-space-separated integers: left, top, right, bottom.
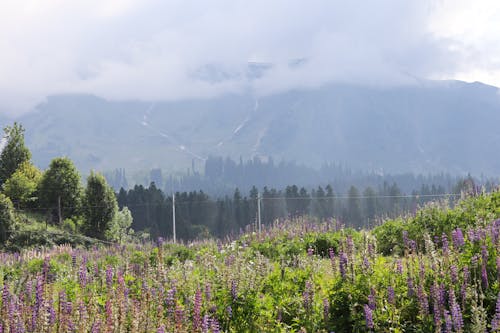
1, 190, 500, 332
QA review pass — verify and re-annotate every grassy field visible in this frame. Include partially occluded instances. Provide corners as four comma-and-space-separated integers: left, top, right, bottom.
1, 191, 500, 332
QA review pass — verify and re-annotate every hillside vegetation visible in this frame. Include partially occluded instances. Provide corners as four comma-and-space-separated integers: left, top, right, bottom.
1, 189, 500, 332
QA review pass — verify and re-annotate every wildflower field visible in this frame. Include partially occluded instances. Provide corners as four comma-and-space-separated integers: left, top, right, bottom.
1, 191, 500, 332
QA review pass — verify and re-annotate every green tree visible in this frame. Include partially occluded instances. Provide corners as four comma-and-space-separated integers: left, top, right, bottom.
0, 193, 15, 243
0, 123, 31, 186
83, 172, 117, 239
38, 157, 83, 223
2, 161, 42, 208
106, 206, 133, 244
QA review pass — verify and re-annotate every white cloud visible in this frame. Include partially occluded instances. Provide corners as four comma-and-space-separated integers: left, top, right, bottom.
0, 0, 498, 115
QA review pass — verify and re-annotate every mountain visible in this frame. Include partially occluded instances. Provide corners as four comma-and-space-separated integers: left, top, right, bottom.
10, 80, 500, 175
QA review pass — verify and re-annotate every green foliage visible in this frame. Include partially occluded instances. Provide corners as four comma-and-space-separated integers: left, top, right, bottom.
105, 206, 133, 244
0, 122, 31, 186
373, 218, 405, 255
38, 157, 83, 222
0, 193, 15, 243
62, 218, 76, 233
2, 161, 42, 208
83, 172, 117, 239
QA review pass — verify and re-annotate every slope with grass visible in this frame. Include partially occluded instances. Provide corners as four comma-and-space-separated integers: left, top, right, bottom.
1, 190, 500, 332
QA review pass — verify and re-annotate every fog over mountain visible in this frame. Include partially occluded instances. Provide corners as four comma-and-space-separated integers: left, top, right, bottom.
2, 79, 497, 176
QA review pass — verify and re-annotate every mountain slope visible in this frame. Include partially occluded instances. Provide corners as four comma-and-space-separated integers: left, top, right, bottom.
13, 80, 500, 175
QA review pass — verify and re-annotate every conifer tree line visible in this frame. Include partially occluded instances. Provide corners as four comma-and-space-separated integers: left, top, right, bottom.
106, 155, 497, 199
116, 178, 482, 240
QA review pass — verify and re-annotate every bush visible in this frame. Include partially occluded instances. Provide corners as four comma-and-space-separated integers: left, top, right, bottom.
373, 218, 406, 255
0, 193, 15, 243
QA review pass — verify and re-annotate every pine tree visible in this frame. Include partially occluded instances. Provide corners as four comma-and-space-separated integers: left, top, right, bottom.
0, 123, 31, 186
83, 172, 117, 239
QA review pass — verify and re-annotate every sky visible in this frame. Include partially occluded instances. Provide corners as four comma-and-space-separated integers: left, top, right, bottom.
0, 0, 499, 116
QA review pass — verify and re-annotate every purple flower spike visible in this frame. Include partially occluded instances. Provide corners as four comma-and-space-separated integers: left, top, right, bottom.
387, 286, 395, 305
363, 304, 374, 329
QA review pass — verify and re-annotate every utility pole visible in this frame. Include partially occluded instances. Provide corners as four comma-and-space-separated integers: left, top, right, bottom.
57, 195, 62, 225
172, 192, 176, 243
257, 192, 261, 234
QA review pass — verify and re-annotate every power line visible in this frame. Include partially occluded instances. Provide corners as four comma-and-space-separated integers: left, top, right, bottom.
15, 192, 462, 212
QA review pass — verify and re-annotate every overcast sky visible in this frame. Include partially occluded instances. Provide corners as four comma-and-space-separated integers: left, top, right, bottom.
0, 0, 499, 115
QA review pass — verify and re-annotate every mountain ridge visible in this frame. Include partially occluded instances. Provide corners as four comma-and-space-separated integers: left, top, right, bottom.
2, 80, 499, 175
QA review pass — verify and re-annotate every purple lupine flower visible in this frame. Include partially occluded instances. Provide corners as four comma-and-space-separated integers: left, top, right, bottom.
409, 240, 417, 253
430, 283, 441, 326
35, 275, 44, 313
481, 245, 489, 263
367, 242, 374, 257
157, 325, 166, 333
339, 252, 348, 279
67, 320, 75, 333
491, 292, 500, 331
230, 280, 238, 301
205, 283, 211, 302
225, 254, 235, 266
79, 264, 87, 288
387, 286, 395, 305
346, 236, 354, 256
226, 306, 232, 318
441, 233, 449, 255
193, 289, 202, 331
329, 248, 336, 272
396, 259, 403, 274
42, 256, 50, 280
449, 288, 463, 332
444, 310, 452, 333
106, 266, 113, 289
91, 320, 101, 333
78, 301, 88, 324
302, 281, 313, 310
407, 277, 414, 297
202, 314, 210, 333
211, 318, 221, 333
450, 265, 458, 284
468, 229, 476, 243
471, 255, 479, 268
452, 228, 465, 249
363, 257, 371, 271
418, 261, 425, 282
175, 304, 184, 326
323, 298, 330, 321
491, 219, 500, 244
105, 300, 113, 329
497, 257, 500, 281
307, 247, 314, 256
417, 284, 429, 316
363, 304, 374, 330
482, 264, 489, 288
24, 280, 32, 303
166, 288, 176, 316
368, 288, 376, 310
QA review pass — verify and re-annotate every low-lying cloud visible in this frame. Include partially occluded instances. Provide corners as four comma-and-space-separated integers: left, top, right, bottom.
0, 0, 499, 115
